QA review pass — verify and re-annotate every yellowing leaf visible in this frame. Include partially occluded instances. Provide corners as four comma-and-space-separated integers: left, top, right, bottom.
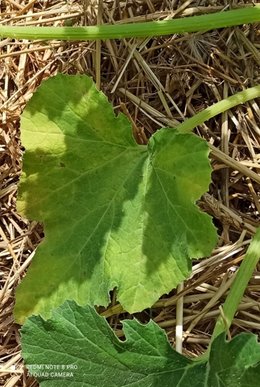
15, 74, 217, 323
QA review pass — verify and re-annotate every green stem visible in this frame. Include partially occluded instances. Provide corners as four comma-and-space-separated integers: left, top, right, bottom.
197, 228, 260, 362
0, 7, 260, 41
176, 85, 260, 133
212, 228, 260, 341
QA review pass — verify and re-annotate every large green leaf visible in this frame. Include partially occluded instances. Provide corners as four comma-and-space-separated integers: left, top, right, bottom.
21, 301, 260, 386
15, 74, 217, 323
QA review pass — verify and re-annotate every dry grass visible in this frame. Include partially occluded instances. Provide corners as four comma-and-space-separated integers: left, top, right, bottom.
0, 0, 260, 386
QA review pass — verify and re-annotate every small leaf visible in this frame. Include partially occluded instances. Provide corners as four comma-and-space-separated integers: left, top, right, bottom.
15, 74, 217, 323
21, 301, 260, 386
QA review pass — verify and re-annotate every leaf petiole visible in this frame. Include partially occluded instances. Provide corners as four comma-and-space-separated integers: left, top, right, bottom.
175, 86, 260, 133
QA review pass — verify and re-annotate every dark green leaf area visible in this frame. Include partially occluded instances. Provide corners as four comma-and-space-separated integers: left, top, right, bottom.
21, 301, 260, 387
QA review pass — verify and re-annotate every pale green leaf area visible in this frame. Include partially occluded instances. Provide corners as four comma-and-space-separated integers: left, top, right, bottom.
21, 301, 260, 387
15, 74, 217, 323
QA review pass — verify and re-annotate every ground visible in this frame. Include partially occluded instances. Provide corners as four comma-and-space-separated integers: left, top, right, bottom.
0, 1, 260, 386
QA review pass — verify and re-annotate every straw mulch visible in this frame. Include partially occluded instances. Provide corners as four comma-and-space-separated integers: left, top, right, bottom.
0, 1, 260, 386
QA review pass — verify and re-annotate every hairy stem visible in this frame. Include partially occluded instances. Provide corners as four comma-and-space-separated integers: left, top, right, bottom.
0, 7, 260, 40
